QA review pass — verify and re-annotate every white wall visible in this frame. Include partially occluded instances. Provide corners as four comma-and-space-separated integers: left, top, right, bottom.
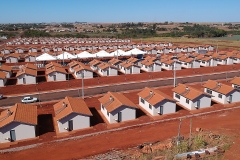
57, 113, 90, 133
205, 88, 240, 104
101, 104, 136, 124
17, 74, 36, 84
173, 92, 211, 110
6, 57, 18, 63
0, 78, 6, 86
0, 122, 36, 143
75, 70, 93, 79
48, 72, 66, 81
139, 97, 176, 116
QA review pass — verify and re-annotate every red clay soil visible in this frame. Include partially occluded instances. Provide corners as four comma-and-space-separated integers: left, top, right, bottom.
0, 103, 240, 160
2, 64, 240, 95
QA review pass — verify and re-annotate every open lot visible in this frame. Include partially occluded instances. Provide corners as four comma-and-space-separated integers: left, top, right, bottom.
0, 81, 240, 159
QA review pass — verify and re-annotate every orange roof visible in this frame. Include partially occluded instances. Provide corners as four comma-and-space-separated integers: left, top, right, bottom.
45, 62, 62, 69
109, 58, 122, 64
138, 87, 175, 105
0, 71, 7, 79
120, 61, 140, 68
98, 92, 137, 112
203, 80, 234, 95
89, 59, 101, 66
230, 77, 240, 86
25, 63, 38, 70
53, 97, 92, 121
73, 63, 92, 72
5, 53, 20, 58
24, 52, 38, 58
172, 83, 209, 100
16, 67, 37, 77
0, 65, 12, 72
45, 66, 67, 75
0, 103, 37, 128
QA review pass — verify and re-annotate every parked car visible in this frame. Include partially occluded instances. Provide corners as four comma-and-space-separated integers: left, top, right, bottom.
0, 94, 3, 99
21, 96, 38, 103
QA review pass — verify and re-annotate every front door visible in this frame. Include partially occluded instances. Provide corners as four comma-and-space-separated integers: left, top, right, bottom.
23, 78, 26, 84
53, 75, 56, 81
229, 95, 233, 103
130, 67, 133, 74
107, 69, 109, 76
196, 100, 200, 109
68, 120, 73, 131
10, 130, 16, 142
118, 112, 122, 122
159, 106, 163, 115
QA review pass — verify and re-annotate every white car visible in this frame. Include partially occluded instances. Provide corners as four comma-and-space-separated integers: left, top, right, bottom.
21, 96, 38, 103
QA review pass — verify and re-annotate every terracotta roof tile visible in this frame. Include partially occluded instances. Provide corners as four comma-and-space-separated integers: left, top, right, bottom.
0, 71, 7, 79
46, 66, 67, 75
203, 80, 234, 95
25, 63, 38, 70
230, 77, 240, 86
98, 92, 137, 113
53, 96, 92, 121
138, 87, 175, 105
16, 67, 37, 77
0, 103, 37, 128
0, 65, 12, 72
172, 83, 209, 100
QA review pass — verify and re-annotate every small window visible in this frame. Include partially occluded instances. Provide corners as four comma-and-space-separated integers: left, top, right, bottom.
101, 105, 104, 110
186, 99, 189, 104
206, 89, 212, 94
149, 104, 152, 109
218, 94, 222, 98
107, 112, 109, 116
141, 98, 145, 104
175, 93, 180, 99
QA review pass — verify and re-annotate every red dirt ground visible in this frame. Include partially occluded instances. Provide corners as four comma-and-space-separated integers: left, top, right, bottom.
0, 84, 240, 159
2, 63, 240, 95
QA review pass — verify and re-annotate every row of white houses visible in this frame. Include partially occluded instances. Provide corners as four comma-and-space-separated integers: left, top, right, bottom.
1, 77, 240, 143
1, 50, 240, 86
5, 37, 131, 46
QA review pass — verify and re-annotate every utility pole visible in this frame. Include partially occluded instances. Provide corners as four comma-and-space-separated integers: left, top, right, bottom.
177, 118, 182, 146
82, 71, 84, 99
173, 59, 177, 87
189, 118, 192, 147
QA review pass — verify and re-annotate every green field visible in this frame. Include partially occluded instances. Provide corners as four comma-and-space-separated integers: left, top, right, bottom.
208, 35, 240, 41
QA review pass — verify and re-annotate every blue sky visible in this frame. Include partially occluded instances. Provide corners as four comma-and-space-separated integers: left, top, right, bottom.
0, 0, 239, 23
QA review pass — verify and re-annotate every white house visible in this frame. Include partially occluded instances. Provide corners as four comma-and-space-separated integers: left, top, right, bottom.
181, 58, 200, 68
89, 59, 102, 71
16, 67, 37, 85
216, 55, 233, 65
0, 103, 37, 143
230, 76, 240, 89
5, 53, 20, 63
203, 80, 240, 104
24, 52, 37, 62
0, 71, 7, 87
97, 63, 118, 76
141, 60, 162, 72
69, 61, 93, 79
138, 87, 176, 116
119, 61, 141, 74
172, 83, 212, 110
99, 91, 138, 124
108, 58, 122, 69
46, 66, 67, 81
0, 65, 12, 78
161, 59, 182, 71
53, 96, 92, 133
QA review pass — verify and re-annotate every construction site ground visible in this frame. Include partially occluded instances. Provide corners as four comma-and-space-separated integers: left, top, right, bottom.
0, 81, 240, 160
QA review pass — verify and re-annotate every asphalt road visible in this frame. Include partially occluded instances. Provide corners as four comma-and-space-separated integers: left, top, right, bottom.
1, 70, 239, 107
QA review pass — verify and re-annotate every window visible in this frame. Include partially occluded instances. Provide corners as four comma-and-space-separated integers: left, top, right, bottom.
202, 61, 205, 64
107, 112, 109, 116
149, 104, 152, 109
141, 98, 145, 104
186, 99, 189, 104
165, 64, 168, 67
175, 93, 180, 99
206, 89, 212, 94
101, 104, 104, 110
218, 94, 222, 98
184, 63, 187, 65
